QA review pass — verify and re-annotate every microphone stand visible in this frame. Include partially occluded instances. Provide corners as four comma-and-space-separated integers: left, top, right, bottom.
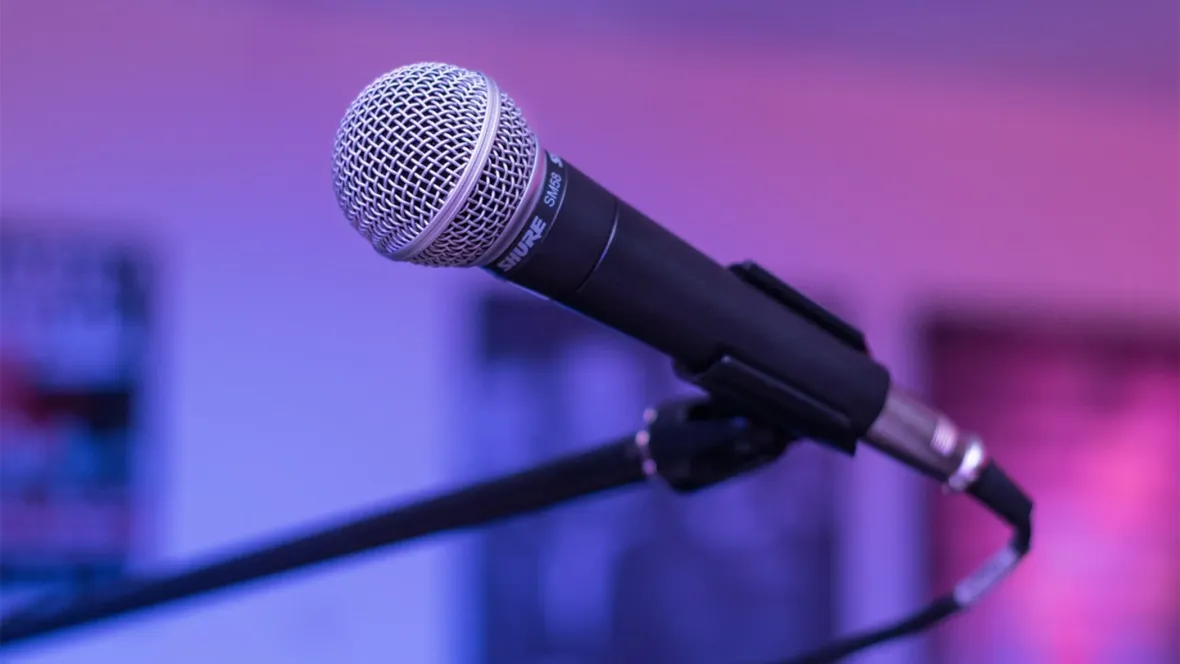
0, 397, 796, 649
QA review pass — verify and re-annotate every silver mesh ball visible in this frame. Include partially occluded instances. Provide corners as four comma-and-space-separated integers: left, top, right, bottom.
332, 62, 539, 267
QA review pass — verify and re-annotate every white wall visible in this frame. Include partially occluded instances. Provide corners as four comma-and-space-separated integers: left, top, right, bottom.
2, 0, 1176, 662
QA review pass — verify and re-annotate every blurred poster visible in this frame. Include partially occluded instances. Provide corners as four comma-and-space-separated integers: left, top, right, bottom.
0, 229, 152, 611
466, 287, 843, 664
925, 315, 1180, 664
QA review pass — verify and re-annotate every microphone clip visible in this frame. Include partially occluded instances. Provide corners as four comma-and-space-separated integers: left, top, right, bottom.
669, 261, 873, 456
727, 261, 868, 354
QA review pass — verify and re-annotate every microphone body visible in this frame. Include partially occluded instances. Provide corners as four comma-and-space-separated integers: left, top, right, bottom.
331, 62, 987, 484
486, 150, 888, 451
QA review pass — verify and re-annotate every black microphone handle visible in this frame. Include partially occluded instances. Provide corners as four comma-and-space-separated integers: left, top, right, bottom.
487, 151, 891, 451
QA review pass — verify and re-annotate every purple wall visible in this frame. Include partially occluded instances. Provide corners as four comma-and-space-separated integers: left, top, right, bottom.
2, 0, 1177, 662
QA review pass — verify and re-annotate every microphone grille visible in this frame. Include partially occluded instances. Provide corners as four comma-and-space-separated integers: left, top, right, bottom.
332, 62, 539, 267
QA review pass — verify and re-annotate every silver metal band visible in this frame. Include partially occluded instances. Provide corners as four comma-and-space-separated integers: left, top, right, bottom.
397, 73, 502, 260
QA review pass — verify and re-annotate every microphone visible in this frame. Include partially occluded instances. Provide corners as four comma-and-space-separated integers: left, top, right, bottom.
331, 62, 985, 489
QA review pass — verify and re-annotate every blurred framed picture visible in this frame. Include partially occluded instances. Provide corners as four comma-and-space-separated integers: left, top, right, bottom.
924, 311, 1180, 664
0, 227, 154, 611
464, 283, 847, 664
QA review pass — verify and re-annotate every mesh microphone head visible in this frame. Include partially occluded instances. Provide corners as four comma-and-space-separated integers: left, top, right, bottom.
331, 62, 541, 267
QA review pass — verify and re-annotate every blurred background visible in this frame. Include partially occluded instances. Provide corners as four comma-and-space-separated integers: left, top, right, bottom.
0, 0, 1177, 662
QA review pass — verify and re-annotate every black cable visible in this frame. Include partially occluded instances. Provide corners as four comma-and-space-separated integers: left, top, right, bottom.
0, 438, 647, 648
967, 462, 1032, 552
766, 461, 1033, 664
769, 596, 959, 664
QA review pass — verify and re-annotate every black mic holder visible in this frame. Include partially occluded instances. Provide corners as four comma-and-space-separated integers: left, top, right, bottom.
0, 396, 799, 650
677, 261, 870, 455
